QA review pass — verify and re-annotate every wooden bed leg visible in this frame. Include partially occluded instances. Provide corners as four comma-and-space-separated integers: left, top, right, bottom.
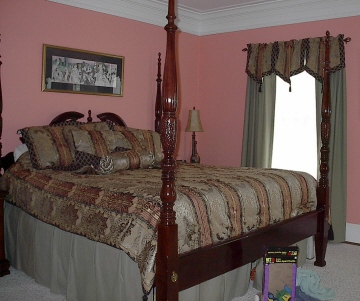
314, 211, 329, 267
156, 223, 179, 301
0, 259, 10, 277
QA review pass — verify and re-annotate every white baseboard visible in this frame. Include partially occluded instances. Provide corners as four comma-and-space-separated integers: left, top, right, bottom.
346, 223, 360, 244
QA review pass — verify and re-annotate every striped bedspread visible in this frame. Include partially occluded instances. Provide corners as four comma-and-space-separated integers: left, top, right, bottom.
0, 153, 317, 293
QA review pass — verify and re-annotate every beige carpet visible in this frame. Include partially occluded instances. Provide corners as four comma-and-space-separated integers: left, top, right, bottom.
231, 242, 360, 301
0, 243, 359, 301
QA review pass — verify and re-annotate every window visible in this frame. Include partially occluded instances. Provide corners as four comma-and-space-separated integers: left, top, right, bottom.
271, 72, 317, 178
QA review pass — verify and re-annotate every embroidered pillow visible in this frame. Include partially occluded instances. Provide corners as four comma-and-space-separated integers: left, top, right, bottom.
95, 149, 155, 174
71, 129, 117, 157
19, 121, 112, 170
63, 121, 112, 160
72, 129, 134, 169
113, 126, 163, 165
20, 125, 77, 170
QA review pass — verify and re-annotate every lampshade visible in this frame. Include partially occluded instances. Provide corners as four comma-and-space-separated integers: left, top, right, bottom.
185, 108, 204, 132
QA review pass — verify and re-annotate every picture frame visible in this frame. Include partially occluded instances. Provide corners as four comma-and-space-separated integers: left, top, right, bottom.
42, 44, 124, 97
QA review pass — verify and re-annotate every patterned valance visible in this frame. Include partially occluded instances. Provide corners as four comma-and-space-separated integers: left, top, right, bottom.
245, 34, 346, 90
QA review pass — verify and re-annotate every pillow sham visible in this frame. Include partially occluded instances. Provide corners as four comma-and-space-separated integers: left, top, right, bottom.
113, 125, 163, 165
19, 121, 112, 170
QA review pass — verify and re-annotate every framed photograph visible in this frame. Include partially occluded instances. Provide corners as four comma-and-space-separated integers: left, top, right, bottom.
42, 44, 124, 97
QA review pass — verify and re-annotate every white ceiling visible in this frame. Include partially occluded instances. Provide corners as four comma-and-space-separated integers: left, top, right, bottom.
49, 0, 360, 36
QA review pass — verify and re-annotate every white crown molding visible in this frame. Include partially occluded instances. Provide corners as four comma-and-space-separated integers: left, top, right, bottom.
49, 0, 360, 36
49, 0, 168, 28
197, 0, 360, 36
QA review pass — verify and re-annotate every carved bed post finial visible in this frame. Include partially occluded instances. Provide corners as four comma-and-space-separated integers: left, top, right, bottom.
155, 52, 162, 134
156, 0, 179, 300
315, 30, 331, 267
87, 110, 92, 123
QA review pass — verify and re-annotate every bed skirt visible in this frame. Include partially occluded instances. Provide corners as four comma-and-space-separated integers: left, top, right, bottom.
4, 201, 255, 301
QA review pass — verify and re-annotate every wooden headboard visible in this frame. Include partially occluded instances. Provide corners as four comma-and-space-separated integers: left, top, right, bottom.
49, 109, 127, 127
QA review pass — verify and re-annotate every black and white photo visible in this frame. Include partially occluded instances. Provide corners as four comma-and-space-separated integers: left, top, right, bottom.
42, 44, 124, 96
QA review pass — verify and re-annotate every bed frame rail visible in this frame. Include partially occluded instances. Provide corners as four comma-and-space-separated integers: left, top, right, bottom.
178, 210, 322, 291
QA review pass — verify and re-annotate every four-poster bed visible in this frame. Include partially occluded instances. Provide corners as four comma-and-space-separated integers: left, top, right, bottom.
0, 0, 343, 300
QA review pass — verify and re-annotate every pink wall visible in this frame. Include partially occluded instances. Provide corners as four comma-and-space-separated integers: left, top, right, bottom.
1, 1, 359, 226
0, 0, 196, 160
198, 17, 360, 225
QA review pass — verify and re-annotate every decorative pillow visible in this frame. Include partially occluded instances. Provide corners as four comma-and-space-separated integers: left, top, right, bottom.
71, 129, 116, 157
95, 149, 155, 174
74, 146, 130, 169
20, 125, 76, 169
74, 150, 101, 169
63, 121, 112, 160
111, 131, 134, 150
113, 126, 163, 165
19, 121, 112, 170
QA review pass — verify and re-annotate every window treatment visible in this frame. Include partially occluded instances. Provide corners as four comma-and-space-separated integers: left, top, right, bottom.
244, 34, 346, 91
241, 33, 348, 242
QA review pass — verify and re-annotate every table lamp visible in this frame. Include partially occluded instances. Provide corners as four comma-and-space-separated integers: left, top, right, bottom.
185, 107, 204, 163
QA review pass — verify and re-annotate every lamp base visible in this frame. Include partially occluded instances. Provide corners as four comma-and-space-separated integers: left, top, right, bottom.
190, 132, 200, 163
190, 153, 200, 163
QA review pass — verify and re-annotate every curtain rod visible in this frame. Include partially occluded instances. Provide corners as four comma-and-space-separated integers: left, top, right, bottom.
242, 31, 351, 52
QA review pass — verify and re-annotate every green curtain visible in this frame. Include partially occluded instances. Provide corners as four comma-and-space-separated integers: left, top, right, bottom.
242, 32, 348, 242
241, 74, 276, 168
316, 69, 347, 242
242, 70, 347, 242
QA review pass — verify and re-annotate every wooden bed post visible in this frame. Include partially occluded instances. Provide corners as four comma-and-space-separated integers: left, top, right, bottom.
0, 38, 11, 277
156, 0, 179, 300
314, 31, 331, 267
0, 39, 3, 167
155, 53, 162, 134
